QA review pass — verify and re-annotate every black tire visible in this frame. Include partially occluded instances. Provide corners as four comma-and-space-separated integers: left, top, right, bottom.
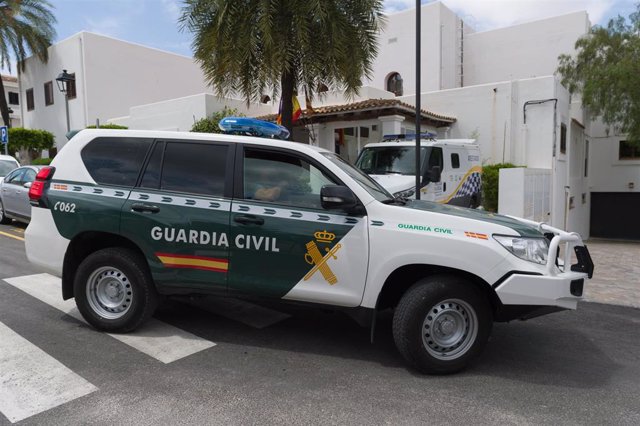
0, 199, 12, 224
392, 275, 492, 374
74, 247, 159, 333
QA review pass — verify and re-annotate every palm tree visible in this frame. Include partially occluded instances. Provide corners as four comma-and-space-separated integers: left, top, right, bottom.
0, 0, 56, 128
180, 0, 385, 134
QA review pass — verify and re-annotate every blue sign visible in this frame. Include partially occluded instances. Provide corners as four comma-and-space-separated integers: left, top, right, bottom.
0, 126, 7, 145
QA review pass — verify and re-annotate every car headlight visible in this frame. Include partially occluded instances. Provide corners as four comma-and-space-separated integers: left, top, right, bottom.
393, 188, 415, 199
493, 235, 549, 265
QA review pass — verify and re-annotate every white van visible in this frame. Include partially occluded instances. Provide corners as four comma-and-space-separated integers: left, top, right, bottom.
355, 135, 481, 208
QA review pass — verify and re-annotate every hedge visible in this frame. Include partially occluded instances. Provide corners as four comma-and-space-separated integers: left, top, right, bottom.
6, 128, 55, 155
31, 157, 53, 165
482, 163, 520, 212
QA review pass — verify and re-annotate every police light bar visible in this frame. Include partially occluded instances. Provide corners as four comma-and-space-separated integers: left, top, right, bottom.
218, 117, 290, 140
382, 132, 437, 141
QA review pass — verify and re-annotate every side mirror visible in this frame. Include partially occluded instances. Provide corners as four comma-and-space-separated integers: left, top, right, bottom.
23, 182, 32, 189
427, 166, 441, 183
321, 185, 358, 211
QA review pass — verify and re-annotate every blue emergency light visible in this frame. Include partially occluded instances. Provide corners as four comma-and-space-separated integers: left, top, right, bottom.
218, 117, 290, 140
382, 132, 437, 141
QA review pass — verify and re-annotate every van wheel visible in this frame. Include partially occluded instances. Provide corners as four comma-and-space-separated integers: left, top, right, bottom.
0, 200, 12, 224
392, 275, 492, 374
74, 247, 159, 333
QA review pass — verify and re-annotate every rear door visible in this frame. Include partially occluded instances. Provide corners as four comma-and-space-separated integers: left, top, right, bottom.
227, 145, 369, 307
120, 139, 234, 292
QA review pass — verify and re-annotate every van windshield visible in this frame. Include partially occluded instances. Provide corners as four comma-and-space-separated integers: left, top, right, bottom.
356, 146, 430, 176
321, 152, 393, 202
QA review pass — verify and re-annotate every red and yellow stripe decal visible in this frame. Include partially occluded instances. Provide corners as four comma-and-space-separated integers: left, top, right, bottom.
155, 253, 229, 273
464, 231, 488, 240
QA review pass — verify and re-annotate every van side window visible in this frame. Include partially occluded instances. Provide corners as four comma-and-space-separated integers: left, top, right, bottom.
82, 137, 153, 187
140, 142, 164, 189
161, 142, 227, 197
243, 149, 335, 209
451, 153, 460, 169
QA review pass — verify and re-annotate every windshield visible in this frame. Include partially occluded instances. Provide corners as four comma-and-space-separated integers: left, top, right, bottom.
356, 146, 429, 176
0, 160, 18, 177
321, 152, 394, 202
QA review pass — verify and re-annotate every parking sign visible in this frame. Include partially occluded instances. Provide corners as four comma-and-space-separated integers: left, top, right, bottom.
0, 126, 7, 145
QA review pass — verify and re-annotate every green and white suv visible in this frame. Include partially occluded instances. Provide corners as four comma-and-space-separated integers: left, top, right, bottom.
25, 129, 594, 374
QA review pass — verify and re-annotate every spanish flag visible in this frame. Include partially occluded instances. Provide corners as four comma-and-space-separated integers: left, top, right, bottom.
277, 95, 302, 125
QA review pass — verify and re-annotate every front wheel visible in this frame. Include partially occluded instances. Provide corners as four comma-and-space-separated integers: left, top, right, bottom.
392, 275, 492, 374
74, 247, 159, 332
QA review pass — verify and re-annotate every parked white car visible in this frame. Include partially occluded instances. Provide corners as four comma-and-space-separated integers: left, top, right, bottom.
0, 154, 20, 184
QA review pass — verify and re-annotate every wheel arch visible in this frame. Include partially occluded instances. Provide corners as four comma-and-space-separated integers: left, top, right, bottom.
375, 264, 500, 314
62, 231, 148, 300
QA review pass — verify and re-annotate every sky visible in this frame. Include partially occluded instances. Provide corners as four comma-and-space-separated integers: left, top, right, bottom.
1, 0, 638, 74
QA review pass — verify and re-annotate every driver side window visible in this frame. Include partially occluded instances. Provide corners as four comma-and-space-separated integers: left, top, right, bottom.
5, 169, 25, 185
243, 149, 336, 209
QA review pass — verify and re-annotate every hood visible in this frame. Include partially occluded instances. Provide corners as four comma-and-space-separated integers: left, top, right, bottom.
369, 174, 415, 195
404, 200, 544, 238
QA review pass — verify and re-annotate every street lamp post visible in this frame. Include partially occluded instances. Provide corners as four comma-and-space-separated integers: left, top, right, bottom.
415, 0, 421, 200
55, 70, 75, 133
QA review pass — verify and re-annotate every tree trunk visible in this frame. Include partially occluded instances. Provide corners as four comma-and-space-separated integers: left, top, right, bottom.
280, 69, 295, 139
0, 77, 11, 129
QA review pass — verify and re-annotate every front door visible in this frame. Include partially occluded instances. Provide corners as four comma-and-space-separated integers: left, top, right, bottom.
1, 168, 26, 216
120, 140, 234, 292
228, 146, 369, 307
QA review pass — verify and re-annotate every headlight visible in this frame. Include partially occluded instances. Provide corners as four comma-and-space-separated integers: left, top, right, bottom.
493, 235, 549, 265
393, 188, 415, 199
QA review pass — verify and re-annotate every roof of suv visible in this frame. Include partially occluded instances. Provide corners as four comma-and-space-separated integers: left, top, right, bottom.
363, 139, 478, 148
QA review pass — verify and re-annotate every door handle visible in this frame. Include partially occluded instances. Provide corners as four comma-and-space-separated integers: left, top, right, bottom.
233, 214, 264, 226
131, 203, 160, 214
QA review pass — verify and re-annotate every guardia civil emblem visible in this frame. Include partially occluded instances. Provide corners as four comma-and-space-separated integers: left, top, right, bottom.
303, 230, 341, 285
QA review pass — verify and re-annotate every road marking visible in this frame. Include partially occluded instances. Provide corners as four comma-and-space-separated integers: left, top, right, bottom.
3, 273, 216, 364
0, 321, 97, 423
186, 297, 291, 329
0, 230, 24, 241
11, 227, 25, 233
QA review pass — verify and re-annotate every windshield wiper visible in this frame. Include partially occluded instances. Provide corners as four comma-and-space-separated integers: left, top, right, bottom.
381, 196, 408, 205
384, 170, 407, 174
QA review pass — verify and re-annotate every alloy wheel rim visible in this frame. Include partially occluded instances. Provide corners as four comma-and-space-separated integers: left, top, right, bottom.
86, 266, 133, 320
421, 298, 478, 360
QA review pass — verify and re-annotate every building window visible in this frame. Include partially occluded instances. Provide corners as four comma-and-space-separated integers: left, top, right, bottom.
44, 81, 54, 106
560, 123, 567, 154
26, 88, 34, 111
619, 140, 640, 160
66, 73, 77, 99
386, 72, 403, 96
8, 92, 19, 105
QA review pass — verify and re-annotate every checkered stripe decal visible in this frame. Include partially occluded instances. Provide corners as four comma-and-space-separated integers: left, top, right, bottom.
452, 172, 481, 199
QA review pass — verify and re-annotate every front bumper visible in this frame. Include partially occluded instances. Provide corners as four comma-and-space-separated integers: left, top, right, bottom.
496, 217, 594, 311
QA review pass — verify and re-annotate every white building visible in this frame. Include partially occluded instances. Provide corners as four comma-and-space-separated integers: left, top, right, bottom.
1, 75, 22, 128
18, 2, 638, 240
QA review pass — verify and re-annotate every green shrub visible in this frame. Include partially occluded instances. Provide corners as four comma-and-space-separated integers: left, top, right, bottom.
6, 128, 55, 156
86, 123, 128, 129
482, 163, 520, 212
31, 157, 53, 165
191, 107, 243, 133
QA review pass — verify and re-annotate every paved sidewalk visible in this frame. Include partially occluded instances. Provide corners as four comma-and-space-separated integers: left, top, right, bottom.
583, 239, 640, 309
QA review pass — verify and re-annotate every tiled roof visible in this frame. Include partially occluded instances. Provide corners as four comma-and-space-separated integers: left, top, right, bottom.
257, 98, 456, 124
1, 75, 18, 83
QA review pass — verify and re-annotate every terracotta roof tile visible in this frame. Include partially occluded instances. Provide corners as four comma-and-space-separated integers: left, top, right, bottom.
1, 75, 18, 83
257, 98, 456, 124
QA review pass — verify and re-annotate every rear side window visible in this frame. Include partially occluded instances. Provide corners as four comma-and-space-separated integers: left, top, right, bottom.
160, 142, 228, 197
82, 137, 152, 187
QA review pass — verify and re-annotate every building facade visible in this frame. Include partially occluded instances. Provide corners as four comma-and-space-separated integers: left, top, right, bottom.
1, 75, 22, 128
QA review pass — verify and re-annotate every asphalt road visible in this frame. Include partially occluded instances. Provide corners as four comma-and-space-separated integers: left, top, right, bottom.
1, 221, 639, 425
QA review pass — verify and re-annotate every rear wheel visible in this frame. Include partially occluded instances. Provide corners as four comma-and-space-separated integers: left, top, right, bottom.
0, 199, 12, 224
392, 275, 492, 374
74, 247, 159, 332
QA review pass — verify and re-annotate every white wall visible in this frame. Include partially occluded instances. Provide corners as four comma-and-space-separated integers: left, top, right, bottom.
1, 76, 21, 127
20, 32, 213, 148
464, 12, 590, 86
367, 2, 468, 95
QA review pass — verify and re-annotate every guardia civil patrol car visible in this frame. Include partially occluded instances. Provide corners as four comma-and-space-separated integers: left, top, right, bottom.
25, 129, 594, 374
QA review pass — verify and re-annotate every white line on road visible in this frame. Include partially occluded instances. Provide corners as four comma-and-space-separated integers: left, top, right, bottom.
0, 321, 97, 423
3, 273, 215, 364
